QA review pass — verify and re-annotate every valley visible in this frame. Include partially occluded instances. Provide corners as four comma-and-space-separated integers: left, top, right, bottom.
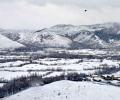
0, 23, 120, 100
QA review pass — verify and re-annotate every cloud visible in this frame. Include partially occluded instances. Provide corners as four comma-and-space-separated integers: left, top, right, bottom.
1, 0, 120, 9
0, 0, 120, 29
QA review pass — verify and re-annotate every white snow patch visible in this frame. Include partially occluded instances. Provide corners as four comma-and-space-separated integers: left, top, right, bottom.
4, 80, 120, 100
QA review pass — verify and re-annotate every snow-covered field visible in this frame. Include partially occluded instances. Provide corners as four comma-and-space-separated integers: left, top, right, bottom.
0, 83, 4, 87
1, 23, 120, 99
0, 49, 120, 99
0, 71, 48, 81
0, 58, 120, 80
4, 80, 120, 100
0, 52, 120, 80
0, 61, 28, 68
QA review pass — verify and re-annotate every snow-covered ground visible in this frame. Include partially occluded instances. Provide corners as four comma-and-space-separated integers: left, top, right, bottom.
111, 71, 120, 77
0, 71, 49, 81
0, 34, 24, 50
0, 83, 4, 87
0, 49, 120, 100
1, 59, 119, 71
1, 23, 120, 99
0, 60, 28, 68
0, 58, 120, 80
4, 80, 120, 100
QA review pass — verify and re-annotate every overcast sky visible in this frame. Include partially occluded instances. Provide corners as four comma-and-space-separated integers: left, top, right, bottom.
0, 0, 120, 29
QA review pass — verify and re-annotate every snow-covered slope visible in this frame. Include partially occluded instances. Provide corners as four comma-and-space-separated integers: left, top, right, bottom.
0, 34, 24, 50
4, 80, 120, 100
1, 22, 120, 49
0, 28, 4, 32
33, 22, 120, 49
17, 32, 72, 48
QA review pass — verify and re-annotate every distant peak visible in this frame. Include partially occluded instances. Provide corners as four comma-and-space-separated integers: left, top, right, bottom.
51, 24, 74, 28
0, 28, 4, 32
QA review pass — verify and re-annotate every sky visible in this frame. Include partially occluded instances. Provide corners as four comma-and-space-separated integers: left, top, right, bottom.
0, 0, 120, 30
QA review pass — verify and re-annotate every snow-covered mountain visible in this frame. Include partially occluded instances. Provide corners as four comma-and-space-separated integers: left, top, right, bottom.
1, 22, 120, 50
0, 34, 24, 50
5, 80, 120, 100
0, 28, 4, 32
17, 32, 72, 48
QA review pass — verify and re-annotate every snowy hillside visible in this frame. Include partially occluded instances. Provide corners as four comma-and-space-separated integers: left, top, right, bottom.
4, 80, 120, 100
17, 32, 72, 48
0, 28, 4, 32
0, 22, 120, 49
35, 22, 120, 49
0, 34, 24, 50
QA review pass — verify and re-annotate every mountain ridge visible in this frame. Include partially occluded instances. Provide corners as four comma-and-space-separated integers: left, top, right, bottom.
0, 22, 120, 50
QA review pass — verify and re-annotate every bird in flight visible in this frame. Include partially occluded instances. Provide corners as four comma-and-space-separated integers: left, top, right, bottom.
85, 10, 87, 12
